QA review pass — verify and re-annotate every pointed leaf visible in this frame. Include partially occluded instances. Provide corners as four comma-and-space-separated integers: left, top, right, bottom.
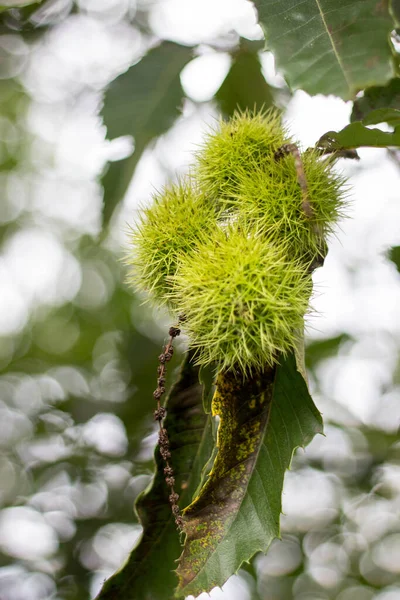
177, 353, 322, 597
101, 42, 192, 226
216, 41, 274, 117
256, 0, 394, 99
96, 353, 213, 600
316, 123, 400, 150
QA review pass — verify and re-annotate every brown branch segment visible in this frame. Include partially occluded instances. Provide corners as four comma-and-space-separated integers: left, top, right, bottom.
153, 318, 185, 529
275, 143, 313, 218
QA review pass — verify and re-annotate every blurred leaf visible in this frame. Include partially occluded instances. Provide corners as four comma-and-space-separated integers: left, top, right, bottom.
0, 0, 71, 34
216, 42, 274, 116
352, 79, 400, 123
0, 80, 28, 173
177, 353, 322, 597
306, 334, 352, 369
256, 0, 394, 99
316, 122, 400, 151
391, 0, 400, 25
361, 427, 400, 463
388, 245, 400, 273
101, 42, 192, 226
96, 353, 214, 600
0, 0, 41, 8
361, 107, 400, 126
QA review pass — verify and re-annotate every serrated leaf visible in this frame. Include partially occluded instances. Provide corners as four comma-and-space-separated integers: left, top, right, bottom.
352, 79, 400, 123
216, 41, 274, 117
176, 353, 322, 597
96, 353, 213, 600
256, 0, 394, 99
101, 42, 192, 226
316, 123, 400, 150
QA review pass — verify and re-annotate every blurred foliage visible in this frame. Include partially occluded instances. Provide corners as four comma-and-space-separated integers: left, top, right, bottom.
352, 79, 400, 123
0, 1, 42, 10
0, 1, 399, 600
101, 41, 193, 226
216, 40, 274, 117
388, 246, 400, 273
97, 353, 213, 600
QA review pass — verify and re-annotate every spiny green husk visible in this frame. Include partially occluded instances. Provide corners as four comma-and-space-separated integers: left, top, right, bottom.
227, 149, 346, 259
195, 111, 346, 260
126, 111, 348, 373
171, 225, 313, 374
195, 110, 286, 205
125, 179, 216, 305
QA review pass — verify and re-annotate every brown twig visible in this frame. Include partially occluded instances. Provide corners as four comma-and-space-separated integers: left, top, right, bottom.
275, 143, 327, 271
275, 143, 313, 218
153, 316, 184, 529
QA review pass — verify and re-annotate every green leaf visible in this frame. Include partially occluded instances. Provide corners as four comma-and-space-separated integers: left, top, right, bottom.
96, 353, 213, 600
177, 353, 322, 597
352, 79, 400, 123
388, 246, 400, 273
391, 0, 400, 26
361, 108, 400, 127
306, 334, 352, 369
256, 0, 395, 99
216, 41, 274, 116
101, 42, 192, 226
316, 122, 400, 150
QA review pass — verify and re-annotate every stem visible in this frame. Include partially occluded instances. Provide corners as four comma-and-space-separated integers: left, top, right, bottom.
153, 316, 185, 529
275, 143, 312, 218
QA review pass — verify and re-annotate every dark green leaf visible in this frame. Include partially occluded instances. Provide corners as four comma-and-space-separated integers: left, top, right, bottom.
256, 0, 395, 99
388, 246, 400, 273
351, 79, 400, 123
96, 353, 213, 600
316, 123, 400, 151
361, 108, 400, 127
216, 41, 274, 117
391, 0, 400, 26
101, 42, 192, 226
177, 353, 322, 597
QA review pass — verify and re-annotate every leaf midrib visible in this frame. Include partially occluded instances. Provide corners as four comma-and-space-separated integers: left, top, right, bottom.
181, 371, 277, 589
314, 0, 352, 89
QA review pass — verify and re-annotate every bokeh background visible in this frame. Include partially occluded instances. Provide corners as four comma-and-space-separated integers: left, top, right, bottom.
0, 1, 400, 599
